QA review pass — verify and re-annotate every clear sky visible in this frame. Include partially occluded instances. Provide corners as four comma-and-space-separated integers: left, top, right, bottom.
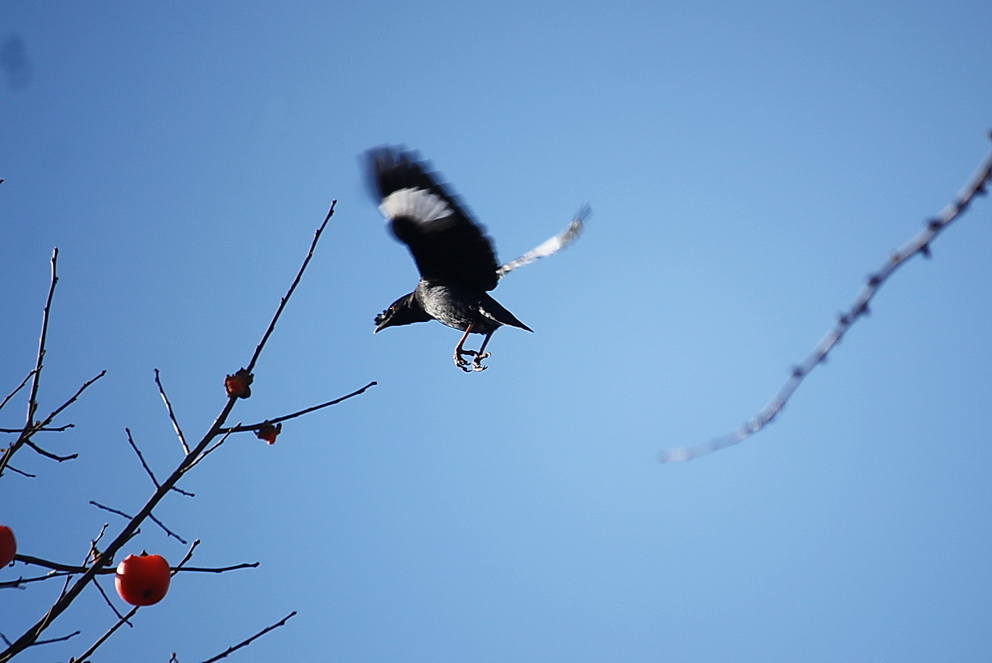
2, 2, 991, 661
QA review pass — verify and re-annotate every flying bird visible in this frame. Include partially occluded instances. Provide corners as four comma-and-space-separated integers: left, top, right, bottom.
367, 146, 586, 372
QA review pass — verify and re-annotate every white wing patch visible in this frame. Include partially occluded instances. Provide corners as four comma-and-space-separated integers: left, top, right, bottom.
496, 205, 589, 278
380, 188, 451, 224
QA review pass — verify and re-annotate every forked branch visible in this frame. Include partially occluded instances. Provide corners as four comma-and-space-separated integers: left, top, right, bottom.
0, 200, 360, 661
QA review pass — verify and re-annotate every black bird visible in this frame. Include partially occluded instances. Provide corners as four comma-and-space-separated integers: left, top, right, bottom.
367, 146, 586, 372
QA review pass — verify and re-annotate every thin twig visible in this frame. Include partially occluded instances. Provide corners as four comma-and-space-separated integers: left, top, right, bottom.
0, 370, 37, 413
148, 513, 188, 545
220, 380, 378, 433
1, 370, 106, 478
182, 425, 238, 473
199, 612, 297, 663
89, 501, 132, 520
125, 427, 159, 488
171, 484, 196, 497
27, 631, 81, 647
23, 439, 77, 462
660, 139, 992, 463
177, 562, 260, 573
173, 539, 201, 575
68, 605, 138, 663
155, 369, 190, 455
88, 501, 186, 543
55, 536, 82, 600
25, 248, 59, 428
0, 253, 104, 479
4, 465, 35, 478
38, 371, 106, 427
0, 571, 60, 589
0, 424, 74, 433
91, 573, 131, 623
86, 523, 111, 571
244, 201, 336, 375
13, 554, 92, 573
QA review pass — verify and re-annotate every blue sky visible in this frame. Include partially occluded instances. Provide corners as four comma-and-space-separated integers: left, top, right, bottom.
2, 2, 991, 661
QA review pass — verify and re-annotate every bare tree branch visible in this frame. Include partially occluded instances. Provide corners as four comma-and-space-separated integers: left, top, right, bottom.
68, 605, 138, 663
181, 426, 238, 473
0, 370, 37, 413
25, 248, 59, 428
155, 369, 190, 455
37, 371, 106, 429
0, 571, 59, 590
11, 554, 93, 573
219, 380, 378, 434
660, 138, 992, 463
89, 500, 187, 545
88, 500, 133, 521
7, 550, 257, 584
125, 428, 160, 489
23, 439, 77, 462
0, 370, 106, 478
198, 612, 297, 663
0, 250, 106, 479
4, 465, 34, 478
2, 629, 82, 653
171, 484, 196, 497
36, 630, 82, 646
86, 523, 112, 570
1, 203, 346, 661
91, 573, 132, 624
0, 424, 74, 433
176, 562, 260, 574
5, 539, 254, 596
172, 539, 201, 573
244, 200, 336, 375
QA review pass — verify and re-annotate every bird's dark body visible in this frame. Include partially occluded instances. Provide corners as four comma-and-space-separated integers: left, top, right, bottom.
414, 279, 531, 335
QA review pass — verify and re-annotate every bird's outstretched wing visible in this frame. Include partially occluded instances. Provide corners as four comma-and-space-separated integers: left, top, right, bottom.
367, 146, 500, 292
497, 205, 589, 279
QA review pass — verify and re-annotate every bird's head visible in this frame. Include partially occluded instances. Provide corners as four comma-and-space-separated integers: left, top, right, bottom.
373, 292, 429, 333
373, 305, 398, 332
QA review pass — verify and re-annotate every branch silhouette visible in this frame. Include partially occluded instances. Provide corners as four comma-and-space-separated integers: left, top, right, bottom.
218, 380, 378, 434
660, 138, 992, 463
195, 611, 297, 663
0, 248, 105, 478
1, 200, 368, 661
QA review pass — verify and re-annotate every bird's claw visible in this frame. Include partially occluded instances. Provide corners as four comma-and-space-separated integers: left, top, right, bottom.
454, 349, 491, 372
471, 352, 491, 372
454, 348, 477, 372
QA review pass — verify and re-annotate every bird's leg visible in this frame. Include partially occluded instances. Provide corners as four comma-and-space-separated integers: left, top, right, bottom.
470, 331, 495, 372
453, 325, 477, 372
